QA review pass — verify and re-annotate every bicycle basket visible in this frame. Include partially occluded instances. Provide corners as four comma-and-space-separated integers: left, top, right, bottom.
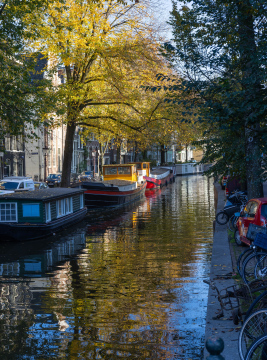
254, 233, 267, 251
218, 279, 267, 311
246, 224, 267, 241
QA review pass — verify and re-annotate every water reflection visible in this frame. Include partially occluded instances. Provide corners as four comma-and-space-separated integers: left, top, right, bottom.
0, 176, 214, 359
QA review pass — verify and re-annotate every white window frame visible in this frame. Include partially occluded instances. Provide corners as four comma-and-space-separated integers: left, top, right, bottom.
0, 203, 18, 222
56, 199, 65, 218
80, 194, 84, 209
56, 198, 73, 218
64, 197, 73, 215
45, 203, 51, 222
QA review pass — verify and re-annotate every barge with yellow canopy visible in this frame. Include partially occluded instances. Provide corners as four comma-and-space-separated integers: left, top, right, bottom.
75, 164, 146, 209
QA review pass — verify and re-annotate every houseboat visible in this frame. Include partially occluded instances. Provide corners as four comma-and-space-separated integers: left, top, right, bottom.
75, 164, 146, 209
129, 162, 174, 189
0, 188, 87, 241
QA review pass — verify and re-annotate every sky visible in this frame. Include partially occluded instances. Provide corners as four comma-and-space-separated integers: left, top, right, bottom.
158, 0, 174, 41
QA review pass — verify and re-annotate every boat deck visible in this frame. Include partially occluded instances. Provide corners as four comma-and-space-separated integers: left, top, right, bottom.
150, 168, 170, 175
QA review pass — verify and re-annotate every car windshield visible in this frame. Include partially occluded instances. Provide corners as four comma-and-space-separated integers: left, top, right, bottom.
0, 181, 19, 190
47, 174, 59, 179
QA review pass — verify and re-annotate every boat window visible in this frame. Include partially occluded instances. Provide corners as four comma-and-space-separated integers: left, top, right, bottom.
19, 182, 24, 189
118, 167, 131, 175
0, 203, 17, 222
80, 194, 84, 209
65, 197, 73, 214
56, 199, 64, 217
45, 203, 51, 222
105, 167, 117, 175
136, 164, 141, 170
143, 164, 147, 169
22, 204, 40, 217
0, 181, 19, 190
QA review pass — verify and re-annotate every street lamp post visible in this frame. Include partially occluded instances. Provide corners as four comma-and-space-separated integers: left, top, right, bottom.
43, 146, 49, 181
92, 151, 96, 178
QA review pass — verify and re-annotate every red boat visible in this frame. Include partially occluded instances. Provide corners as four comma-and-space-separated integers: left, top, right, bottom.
129, 162, 175, 189
144, 167, 174, 189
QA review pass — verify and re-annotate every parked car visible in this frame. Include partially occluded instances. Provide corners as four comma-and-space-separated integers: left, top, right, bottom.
235, 198, 267, 246
46, 174, 62, 187
78, 171, 93, 181
70, 173, 79, 185
34, 181, 48, 190
0, 176, 35, 194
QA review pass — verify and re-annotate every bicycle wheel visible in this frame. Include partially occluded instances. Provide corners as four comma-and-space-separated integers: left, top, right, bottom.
245, 333, 267, 360
245, 291, 267, 320
255, 255, 267, 281
242, 252, 267, 284
239, 309, 267, 360
216, 211, 229, 225
237, 248, 254, 277
228, 215, 236, 232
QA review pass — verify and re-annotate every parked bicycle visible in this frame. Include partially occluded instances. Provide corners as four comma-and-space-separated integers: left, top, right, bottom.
238, 308, 267, 360
236, 224, 267, 276
229, 205, 245, 233
203, 278, 267, 325
216, 190, 247, 225
242, 233, 267, 284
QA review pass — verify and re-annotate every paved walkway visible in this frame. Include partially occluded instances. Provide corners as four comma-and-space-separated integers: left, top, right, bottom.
204, 182, 240, 359
204, 182, 267, 359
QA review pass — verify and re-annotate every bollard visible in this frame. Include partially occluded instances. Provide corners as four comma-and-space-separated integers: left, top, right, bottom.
205, 337, 225, 360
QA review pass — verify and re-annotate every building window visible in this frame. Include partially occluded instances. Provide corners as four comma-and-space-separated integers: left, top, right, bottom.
104, 157, 110, 165
0, 203, 17, 222
45, 203, 51, 222
22, 204, 40, 217
5, 137, 10, 151
48, 151, 51, 168
58, 148, 61, 172
53, 147, 56, 167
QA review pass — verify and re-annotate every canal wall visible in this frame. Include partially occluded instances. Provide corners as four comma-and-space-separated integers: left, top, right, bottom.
204, 182, 240, 359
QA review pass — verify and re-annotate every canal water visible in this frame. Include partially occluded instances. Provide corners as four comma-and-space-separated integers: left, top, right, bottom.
0, 175, 215, 360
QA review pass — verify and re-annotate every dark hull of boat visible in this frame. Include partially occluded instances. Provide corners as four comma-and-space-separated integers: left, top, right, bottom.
83, 181, 146, 209
144, 173, 175, 189
0, 207, 87, 241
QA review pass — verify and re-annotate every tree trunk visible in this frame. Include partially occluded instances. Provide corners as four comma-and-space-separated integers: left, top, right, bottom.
237, 0, 263, 199
134, 141, 138, 162
185, 144, 188, 162
142, 150, 147, 160
61, 121, 76, 187
116, 144, 121, 164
